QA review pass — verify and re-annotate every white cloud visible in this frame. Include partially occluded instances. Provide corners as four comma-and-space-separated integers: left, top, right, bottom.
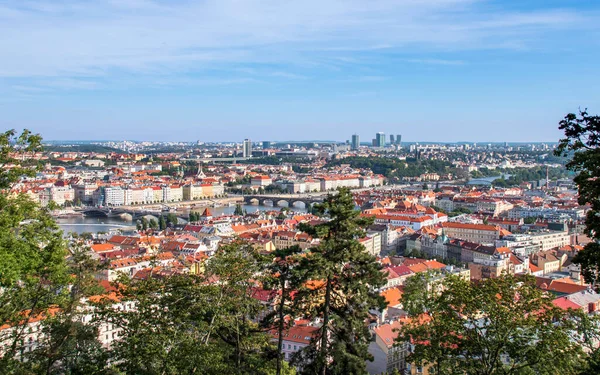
0, 0, 594, 84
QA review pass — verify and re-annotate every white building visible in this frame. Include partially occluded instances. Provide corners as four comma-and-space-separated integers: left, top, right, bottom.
104, 187, 125, 206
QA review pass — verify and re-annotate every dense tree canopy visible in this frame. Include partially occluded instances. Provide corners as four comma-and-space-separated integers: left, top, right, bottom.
0, 130, 73, 372
398, 274, 586, 375
555, 110, 600, 287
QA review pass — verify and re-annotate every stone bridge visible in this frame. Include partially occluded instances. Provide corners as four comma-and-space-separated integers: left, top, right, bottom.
243, 195, 324, 208
80, 208, 186, 220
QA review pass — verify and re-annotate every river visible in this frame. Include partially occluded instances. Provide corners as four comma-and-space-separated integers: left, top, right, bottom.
467, 174, 512, 185
56, 203, 306, 235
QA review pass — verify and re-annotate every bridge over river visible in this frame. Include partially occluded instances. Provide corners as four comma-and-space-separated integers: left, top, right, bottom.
242, 194, 326, 208
78, 207, 182, 220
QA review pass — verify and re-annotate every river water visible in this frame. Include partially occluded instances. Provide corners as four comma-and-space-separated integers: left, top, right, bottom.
467, 174, 512, 185
56, 203, 306, 235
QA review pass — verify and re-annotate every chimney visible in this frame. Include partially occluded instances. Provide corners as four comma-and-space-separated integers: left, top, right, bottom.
589, 302, 596, 313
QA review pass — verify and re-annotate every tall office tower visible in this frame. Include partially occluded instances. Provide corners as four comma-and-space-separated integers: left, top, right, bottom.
376, 132, 386, 147
243, 139, 252, 158
351, 134, 360, 150
390, 135, 395, 145
396, 134, 402, 146
372, 139, 377, 147
262, 141, 271, 149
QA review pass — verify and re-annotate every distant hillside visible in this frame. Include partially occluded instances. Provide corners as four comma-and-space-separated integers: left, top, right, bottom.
44, 144, 123, 153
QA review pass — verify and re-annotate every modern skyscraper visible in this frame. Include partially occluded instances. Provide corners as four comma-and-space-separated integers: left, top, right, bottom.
243, 139, 252, 158
396, 134, 402, 145
351, 134, 360, 150
375, 132, 385, 147
390, 135, 395, 144
262, 141, 271, 149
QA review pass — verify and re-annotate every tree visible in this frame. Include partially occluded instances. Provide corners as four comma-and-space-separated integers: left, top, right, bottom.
398, 274, 585, 375
24, 239, 109, 374
294, 187, 387, 374
149, 218, 159, 230
0, 129, 42, 189
166, 213, 178, 226
201, 241, 277, 374
159, 215, 167, 230
234, 204, 244, 216
261, 245, 305, 375
0, 130, 72, 370
555, 110, 600, 287
140, 217, 149, 230
95, 241, 280, 375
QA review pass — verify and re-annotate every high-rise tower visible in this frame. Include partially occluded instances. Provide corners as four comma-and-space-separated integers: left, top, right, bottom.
375, 132, 385, 147
243, 139, 252, 158
351, 134, 360, 150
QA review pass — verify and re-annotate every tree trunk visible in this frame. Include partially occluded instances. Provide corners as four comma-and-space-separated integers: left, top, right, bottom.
276, 282, 286, 375
319, 277, 332, 375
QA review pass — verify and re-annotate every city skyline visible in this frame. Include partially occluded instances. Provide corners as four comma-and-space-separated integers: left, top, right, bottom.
1, 0, 599, 142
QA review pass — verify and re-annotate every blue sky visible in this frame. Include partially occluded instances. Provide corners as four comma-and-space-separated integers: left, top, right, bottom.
1, 0, 599, 143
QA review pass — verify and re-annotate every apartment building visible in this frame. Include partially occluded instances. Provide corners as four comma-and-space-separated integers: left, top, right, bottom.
441, 222, 500, 244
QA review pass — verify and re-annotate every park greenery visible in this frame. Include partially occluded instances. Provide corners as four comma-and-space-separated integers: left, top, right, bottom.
490, 166, 571, 188
325, 156, 460, 180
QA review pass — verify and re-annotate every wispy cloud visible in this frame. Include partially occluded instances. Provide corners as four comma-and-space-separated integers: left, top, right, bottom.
0, 0, 595, 91
401, 58, 466, 66
270, 72, 307, 80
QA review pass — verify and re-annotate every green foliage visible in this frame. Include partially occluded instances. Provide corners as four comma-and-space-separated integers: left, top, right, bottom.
398, 274, 585, 375
326, 156, 456, 180
44, 144, 121, 153
0, 130, 74, 370
555, 110, 600, 287
261, 245, 305, 375
166, 213, 178, 226
294, 187, 387, 374
94, 241, 279, 375
265, 184, 287, 194
0, 129, 43, 189
234, 204, 245, 216
148, 219, 158, 230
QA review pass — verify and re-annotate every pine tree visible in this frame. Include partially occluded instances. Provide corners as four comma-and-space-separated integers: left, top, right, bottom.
159, 215, 167, 230
261, 245, 305, 375
294, 187, 386, 375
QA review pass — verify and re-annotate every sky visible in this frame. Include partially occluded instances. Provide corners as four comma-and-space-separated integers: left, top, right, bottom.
0, 0, 599, 143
